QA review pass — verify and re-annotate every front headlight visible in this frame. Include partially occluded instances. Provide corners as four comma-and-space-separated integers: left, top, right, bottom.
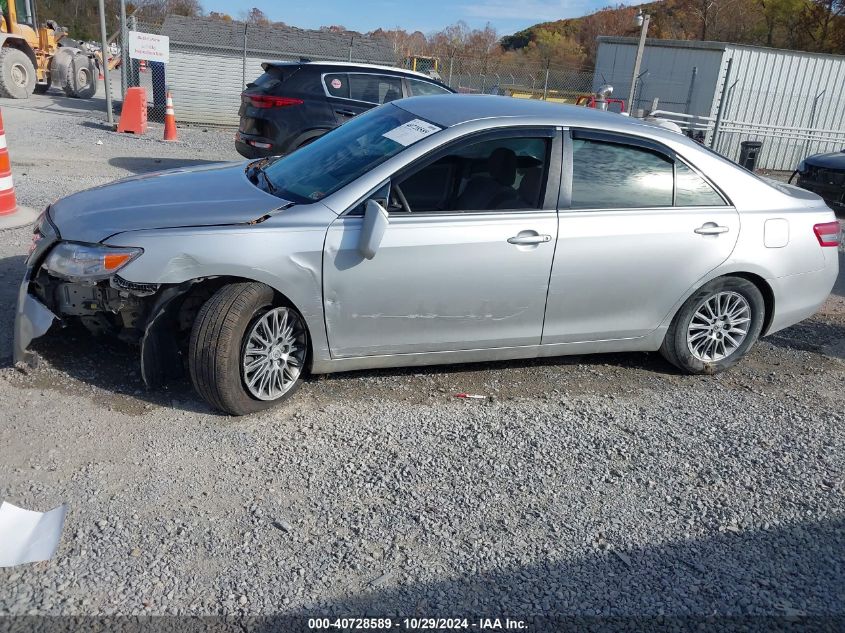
42, 242, 142, 281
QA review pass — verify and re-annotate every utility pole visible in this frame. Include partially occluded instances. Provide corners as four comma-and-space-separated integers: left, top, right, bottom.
628, 9, 650, 116
98, 0, 114, 126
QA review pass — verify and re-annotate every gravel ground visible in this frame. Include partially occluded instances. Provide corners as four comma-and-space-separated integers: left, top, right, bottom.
0, 91, 844, 626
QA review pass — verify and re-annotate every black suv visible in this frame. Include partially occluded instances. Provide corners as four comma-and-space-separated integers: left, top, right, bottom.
235, 61, 455, 159
792, 149, 845, 216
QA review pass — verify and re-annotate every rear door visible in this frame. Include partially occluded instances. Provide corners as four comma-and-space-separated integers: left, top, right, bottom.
322, 72, 404, 124
542, 129, 740, 344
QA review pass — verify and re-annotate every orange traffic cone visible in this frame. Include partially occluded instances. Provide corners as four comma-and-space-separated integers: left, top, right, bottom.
0, 108, 38, 230
163, 90, 177, 141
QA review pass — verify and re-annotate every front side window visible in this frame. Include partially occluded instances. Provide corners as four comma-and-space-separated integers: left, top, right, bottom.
391, 135, 550, 213
263, 105, 439, 203
349, 74, 403, 104
571, 138, 674, 209
408, 78, 451, 96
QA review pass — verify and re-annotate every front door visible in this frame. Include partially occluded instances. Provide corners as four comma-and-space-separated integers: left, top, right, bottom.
323, 130, 561, 358
542, 130, 740, 344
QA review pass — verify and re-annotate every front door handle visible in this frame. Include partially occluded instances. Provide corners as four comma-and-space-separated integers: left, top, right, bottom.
336, 109, 356, 117
694, 223, 730, 235
507, 234, 551, 245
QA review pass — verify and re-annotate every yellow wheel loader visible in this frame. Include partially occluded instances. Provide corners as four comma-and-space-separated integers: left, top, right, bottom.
0, 0, 98, 99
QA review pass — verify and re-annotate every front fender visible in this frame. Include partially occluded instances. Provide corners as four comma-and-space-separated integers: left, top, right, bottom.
104, 205, 335, 364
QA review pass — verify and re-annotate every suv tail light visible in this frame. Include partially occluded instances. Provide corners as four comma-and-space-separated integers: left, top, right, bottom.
242, 93, 303, 109
813, 221, 841, 247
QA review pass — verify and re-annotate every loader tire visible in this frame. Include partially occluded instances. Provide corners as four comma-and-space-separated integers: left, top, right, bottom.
53, 47, 78, 97
67, 53, 97, 99
0, 47, 36, 99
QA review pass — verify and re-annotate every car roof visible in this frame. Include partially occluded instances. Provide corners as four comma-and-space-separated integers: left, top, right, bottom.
262, 60, 438, 81
396, 94, 691, 143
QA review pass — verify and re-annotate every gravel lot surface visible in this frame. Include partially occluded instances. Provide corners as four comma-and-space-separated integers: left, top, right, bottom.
0, 91, 843, 625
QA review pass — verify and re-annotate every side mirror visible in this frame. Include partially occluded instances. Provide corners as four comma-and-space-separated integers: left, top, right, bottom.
358, 199, 389, 260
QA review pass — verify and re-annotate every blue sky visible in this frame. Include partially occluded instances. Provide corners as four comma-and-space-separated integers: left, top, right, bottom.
201, 0, 613, 36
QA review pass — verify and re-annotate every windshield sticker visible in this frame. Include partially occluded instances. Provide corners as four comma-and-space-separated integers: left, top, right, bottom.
382, 119, 441, 146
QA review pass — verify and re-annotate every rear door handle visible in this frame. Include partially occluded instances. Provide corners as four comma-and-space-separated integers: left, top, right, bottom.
507, 234, 551, 245
336, 109, 356, 117
694, 224, 730, 235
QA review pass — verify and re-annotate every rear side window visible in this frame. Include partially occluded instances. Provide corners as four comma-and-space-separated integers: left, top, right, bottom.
323, 73, 348, 98
571, 138, 673, 209
408, 78, 451, 96
349, 74, 403, 104
675, 162, 726, 206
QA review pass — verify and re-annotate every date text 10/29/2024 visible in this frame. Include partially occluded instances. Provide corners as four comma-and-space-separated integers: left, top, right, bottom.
308, 618, 529, 630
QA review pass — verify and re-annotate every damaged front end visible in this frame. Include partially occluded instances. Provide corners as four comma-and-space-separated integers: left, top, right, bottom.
13, 213, 212, 389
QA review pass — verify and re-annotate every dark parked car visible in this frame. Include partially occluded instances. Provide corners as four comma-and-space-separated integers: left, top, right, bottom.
235, 60, 455, 159
791, 149, 845, 215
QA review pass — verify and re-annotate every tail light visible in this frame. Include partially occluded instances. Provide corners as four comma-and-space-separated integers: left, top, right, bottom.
242, 93, 303, 109
813, 221, 841, 247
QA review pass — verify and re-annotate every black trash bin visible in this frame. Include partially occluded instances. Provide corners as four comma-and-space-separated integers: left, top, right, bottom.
739, 140, 763, 171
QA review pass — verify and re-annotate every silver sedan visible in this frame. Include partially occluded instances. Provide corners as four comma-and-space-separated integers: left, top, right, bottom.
14, 96, 840, 415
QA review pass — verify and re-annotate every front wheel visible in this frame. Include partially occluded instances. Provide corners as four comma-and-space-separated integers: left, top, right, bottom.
660, 276, 765, 374
0, 47, 36, 99
189, 282, 308, 415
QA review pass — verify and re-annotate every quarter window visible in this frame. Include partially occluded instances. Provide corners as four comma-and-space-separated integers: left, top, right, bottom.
571, 138, 673, 209
675, 162, 726, 206
407, 78, 451, 96
323, 73, 348, 98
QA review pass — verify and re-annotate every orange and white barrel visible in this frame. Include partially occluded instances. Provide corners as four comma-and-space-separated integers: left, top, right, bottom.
0, 107, 38, 230
0, 109, 18, 216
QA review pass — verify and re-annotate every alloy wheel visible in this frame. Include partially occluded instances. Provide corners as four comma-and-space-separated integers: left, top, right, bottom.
242, 307, 307, 400
686, 291, 751, 362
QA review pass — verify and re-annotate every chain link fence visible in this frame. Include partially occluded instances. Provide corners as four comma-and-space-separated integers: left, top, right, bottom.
106, 14, 605, 127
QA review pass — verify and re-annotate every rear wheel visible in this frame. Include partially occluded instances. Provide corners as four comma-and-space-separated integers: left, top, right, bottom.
660, 276, 765, 374
189, 282, 308, 415
0, 47, 36, 99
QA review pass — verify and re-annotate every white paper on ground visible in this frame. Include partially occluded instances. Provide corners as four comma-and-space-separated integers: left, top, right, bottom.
0, 501, 67, 567
382, 119, 441, 146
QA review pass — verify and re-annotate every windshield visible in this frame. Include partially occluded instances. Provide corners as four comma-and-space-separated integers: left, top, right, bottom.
262, 105, 441, 203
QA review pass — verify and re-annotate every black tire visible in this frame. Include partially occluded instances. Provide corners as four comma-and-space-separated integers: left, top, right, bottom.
64, 53, 97, 99
0, 47, 36, 99
660, 276, 765, 374
51, 47, 76, 96
189, 282, 308, 415
296, 134, 321, 149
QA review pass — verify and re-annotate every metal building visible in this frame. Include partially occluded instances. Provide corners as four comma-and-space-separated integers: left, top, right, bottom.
594, 36, 845, 170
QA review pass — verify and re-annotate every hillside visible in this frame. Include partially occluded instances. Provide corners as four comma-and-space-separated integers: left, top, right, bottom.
501, 0, 845, 63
